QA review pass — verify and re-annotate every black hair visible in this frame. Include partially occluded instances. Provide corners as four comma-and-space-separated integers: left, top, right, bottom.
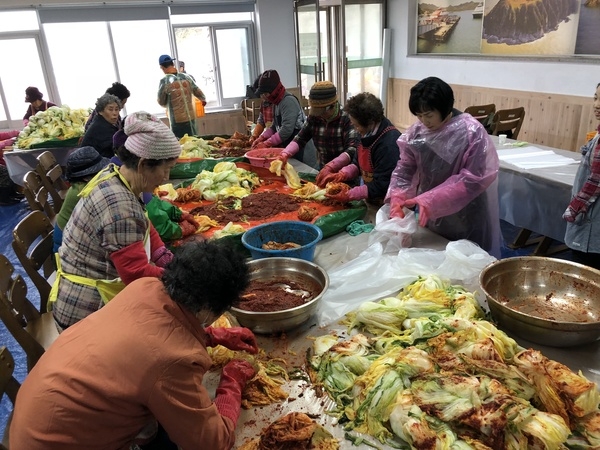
344, 92, 385, 128
106, 82, 130, 101
408, 76, 454, 119
114, 145, 177, 170
161, 241, 250, 315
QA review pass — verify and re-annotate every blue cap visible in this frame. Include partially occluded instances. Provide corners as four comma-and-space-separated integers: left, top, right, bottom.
158, 54, 174, 65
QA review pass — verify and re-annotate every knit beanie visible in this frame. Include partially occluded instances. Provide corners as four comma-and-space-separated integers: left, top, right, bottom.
123, 112, 181, 160
255, 70, 281, 95
25, 87, 43, 103
308, 81, 338, 108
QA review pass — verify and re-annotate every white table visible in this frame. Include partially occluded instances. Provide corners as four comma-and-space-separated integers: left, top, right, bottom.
4, 146, 76, 185
495, 135, 581, 253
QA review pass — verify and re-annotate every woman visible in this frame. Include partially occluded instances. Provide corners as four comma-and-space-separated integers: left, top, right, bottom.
250, 69, 305, 150
50, 112, 181, 330
11, 241, 257, 450
386, 77, 501, 258
315, 92, 401, 204
277, 81, 359, 169
53, 146, 110, 252
84, 81, 130, 131
563, 82, 600, 270
23, 86, 57, 126
80, 93, 122, 158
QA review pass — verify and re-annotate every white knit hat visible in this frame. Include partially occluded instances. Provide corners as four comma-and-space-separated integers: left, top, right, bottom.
124, 112, 181, 160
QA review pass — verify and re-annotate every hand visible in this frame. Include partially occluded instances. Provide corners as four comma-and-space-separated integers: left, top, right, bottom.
389, 196, 406, 219
277, 152, 289, 166
404, 198, 430, 227
325, 190, 350, 203
254, 140, 272, 149
205, 326, 259, 354
251, 136, 266, 149
320, 172, 346, 186
221, 359, 256, 385
180, 221, 197, 237
315, 164, 334, 187
181, 213, 199, 228
563, 205, 584, 224
151, 246, 173, 268
201, 100, 207, 107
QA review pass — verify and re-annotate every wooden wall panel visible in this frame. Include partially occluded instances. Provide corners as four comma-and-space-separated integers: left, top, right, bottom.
387, 78, 596, 152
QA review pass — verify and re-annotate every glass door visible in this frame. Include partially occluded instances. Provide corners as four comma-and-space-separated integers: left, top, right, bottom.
295, 0, 322, 98
295, 0, 386, 103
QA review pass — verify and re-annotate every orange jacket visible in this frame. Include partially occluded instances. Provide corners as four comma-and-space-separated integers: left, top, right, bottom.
10, 278, 236, 450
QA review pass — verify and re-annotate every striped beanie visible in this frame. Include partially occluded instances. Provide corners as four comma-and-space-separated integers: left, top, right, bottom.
308, 81, 338, 108
123, 112, 181, 160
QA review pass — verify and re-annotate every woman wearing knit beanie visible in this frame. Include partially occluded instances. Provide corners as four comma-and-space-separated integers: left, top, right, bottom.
315, 92, 401, 205
50, 112, 183, 331
250, 69, 306, 151
275, 80, 360, 169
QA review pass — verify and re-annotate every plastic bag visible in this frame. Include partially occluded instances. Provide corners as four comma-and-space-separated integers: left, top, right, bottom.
367, 204, 417, 253
316, 237, 496, 327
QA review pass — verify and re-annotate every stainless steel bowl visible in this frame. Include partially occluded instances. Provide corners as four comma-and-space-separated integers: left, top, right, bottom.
231, 257, 329, 334
479, 256, 600, 347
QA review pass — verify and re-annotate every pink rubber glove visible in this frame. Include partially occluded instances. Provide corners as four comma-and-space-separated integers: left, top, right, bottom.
315, 165, 334, 187
389, 193, 407, 219
278, 141, 299, 165
253, 140, 272, 149
326, 185, 367, 203
213, 360, 256, 424
277, 152, 290, 165
404, 198, 430, 227
265, 132, 282, 148
205, 326, 259, 354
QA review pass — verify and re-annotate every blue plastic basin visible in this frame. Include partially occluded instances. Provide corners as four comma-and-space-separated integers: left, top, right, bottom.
241, 220, 323, 262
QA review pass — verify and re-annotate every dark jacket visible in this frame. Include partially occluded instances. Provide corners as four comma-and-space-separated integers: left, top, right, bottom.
80, 114, 119, 158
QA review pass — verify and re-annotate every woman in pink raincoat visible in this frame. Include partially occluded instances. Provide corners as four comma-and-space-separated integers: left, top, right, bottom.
385, 77, 501, 258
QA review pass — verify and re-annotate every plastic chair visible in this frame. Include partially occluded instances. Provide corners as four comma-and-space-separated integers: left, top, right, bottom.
464, 103, 495, 130
23, 170, 57, 222
0, 255, 59, 372
0, 346, 20, 449
491, 106, 525, 140
36, 151, 68, 210
12, 210, 56, 314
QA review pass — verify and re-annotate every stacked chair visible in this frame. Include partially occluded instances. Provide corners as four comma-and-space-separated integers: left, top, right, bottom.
0, 254, 59, 372
0, 346, 20, 449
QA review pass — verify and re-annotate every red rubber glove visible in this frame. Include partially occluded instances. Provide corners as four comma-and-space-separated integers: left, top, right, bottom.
180, 221, 197, 237
205, 326, 259, 354
251, 135, 267, 149
320, 172, 346, 186
315, 164, 334, 187
326, 185, 367, 203
213, 360, 256, 425
110, 241, 163, 284
404, 198, 430, 227
277, 152, 289, 166
201, 100, 207, 106
181, 213, 199, 228
253, 140, 272, 149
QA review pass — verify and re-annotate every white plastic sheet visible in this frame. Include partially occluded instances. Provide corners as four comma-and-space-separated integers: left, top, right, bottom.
317, 206, 496, 326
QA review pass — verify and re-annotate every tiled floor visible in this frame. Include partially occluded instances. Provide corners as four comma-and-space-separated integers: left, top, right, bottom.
0, 200, 578, 438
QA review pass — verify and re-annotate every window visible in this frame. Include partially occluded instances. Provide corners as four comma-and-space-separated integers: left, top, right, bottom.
0, 4, 257, 128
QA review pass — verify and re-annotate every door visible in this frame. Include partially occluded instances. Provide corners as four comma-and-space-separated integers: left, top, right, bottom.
294, 0, 386, 103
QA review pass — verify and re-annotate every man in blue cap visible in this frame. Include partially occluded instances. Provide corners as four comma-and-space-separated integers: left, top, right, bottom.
157, 54, 206, 138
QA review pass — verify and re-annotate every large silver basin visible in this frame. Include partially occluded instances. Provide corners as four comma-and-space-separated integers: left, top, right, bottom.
231, 257, 329, 334
479, 256, 600, 347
